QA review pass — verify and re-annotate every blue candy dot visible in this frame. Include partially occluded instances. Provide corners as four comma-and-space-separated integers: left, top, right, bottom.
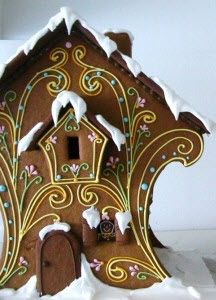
19, 105, 24, 111
15, 124, 20, 129
9, 236, 13, 241
162, 155, 167, 160
96, 71, 102, 76
149, 167, 156, 173
125, 133, 130, 138
3, 268, 7, 272
4, 202, 10, 208
0, 185, 7, 192
85, 76, 90, 80
90, 173, 95, 178
8, 251, 12, 256
27, 85, 32, 91
123, 117, 129, 123
173, 152, 177, 156
111, 79, 116, 85
56, 175, 62, 181
58, 75, 63, 79
8, 219, 13, 224
186, 156, 190, 160
43, 72, 48, 77
119, 97, 124, 103
127, 148, 131, 152
139, 206, 144, 212
141, 183, 149, 191
128, 161, 131, 165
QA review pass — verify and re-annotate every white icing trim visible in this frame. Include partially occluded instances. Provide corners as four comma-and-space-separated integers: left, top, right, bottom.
82, 206, 100, 229
102, 28, 134, 43
0, 7, 117, 80
39, 222, 71, 240
51, 90, 87, 126
120, 53, 142, 77
115, 211, 132, 234
17, 122, 43, 156
95, 114, 126, 151
0, 63, 6, 79
81, 21, 117, 57
153, 77, 216, 133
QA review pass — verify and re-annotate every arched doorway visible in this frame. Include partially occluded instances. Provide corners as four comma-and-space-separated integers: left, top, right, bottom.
36, 230, 81, 295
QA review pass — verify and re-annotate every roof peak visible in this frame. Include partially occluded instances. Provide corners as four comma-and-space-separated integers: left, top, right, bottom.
0, 7, 214, 134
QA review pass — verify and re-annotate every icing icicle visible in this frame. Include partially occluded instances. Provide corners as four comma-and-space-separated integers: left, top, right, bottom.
51, 90, 87, 126
115, 211, 132, 234
18, 122, 43, 156
96, 115, 126, 151
82, 206, 100, 229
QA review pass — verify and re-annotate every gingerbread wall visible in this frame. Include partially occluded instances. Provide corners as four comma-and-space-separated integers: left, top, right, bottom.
0, 26, 204, 290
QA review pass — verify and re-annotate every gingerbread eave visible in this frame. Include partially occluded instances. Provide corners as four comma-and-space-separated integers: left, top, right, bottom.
0, 20, 209, 135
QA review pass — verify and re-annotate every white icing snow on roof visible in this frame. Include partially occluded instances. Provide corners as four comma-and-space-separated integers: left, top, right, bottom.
0, 253, 204, 300
51, 90, 87, 126
102, 28, 134, 43
153, 77, 216, 133
81, 21, 117, 57
0, 7, 117, 79
115, 211, 132, 234
120, 53, 142, 77
0, 7, 214, 134
82, 206, 101, 229
18, 122, 43, 156
96, 115, 126, 151
39, 222, 71, 240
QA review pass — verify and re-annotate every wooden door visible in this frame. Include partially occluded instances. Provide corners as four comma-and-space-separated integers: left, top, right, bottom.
36, 230, 81, 295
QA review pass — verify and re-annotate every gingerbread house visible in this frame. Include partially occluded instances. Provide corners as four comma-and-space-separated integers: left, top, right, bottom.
0, 7, 214, 296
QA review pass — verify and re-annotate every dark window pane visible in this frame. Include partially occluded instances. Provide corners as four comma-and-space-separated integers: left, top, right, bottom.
68, 137, 80, 159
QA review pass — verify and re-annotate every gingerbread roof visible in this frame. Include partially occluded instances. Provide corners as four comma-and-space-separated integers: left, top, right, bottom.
0, 7, 215, 134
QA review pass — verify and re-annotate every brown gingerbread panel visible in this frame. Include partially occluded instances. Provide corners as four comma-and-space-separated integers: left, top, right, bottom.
0, 15, 205, 295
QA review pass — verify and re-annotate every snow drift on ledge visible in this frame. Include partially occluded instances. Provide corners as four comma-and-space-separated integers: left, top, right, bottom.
0, 254, 201, 300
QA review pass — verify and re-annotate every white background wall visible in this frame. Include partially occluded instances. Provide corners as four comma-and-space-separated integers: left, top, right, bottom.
0, 0, 215, 233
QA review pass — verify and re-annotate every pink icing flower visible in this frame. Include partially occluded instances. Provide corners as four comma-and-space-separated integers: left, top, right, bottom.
106, 156, 119, 169
137, 97, 146, 108
88, 132, 97, 142
90, 259, 104, 272
139, 124, 149, 132
65, 41, 72, 48
0, 125, 5, 134
49, 136, 57, 144
102, 212, 110, 221
18, 256, 28, 267
25, 165, 38, 177
0, 101, 6, 111
70, 164, 79, 174
129, 265, 139, 277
